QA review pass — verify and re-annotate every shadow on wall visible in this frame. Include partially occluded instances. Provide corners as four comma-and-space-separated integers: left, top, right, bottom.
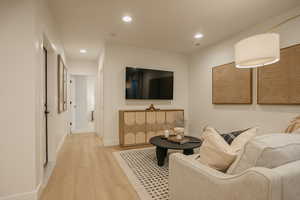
213, 104, 300, 114
125, 100, 172, 106
213, 104, 253, 112
257, 105, 300, 114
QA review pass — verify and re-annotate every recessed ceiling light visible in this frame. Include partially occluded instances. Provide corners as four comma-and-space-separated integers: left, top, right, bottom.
122, 15, 132, 23
194, 33, 204, 39
80, 49, 87, 53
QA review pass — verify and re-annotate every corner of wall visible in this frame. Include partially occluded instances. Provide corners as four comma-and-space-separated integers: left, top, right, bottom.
0, 183, 41, 200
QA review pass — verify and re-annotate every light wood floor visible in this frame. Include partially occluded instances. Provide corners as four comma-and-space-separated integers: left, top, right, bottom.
40, 133, 145, 200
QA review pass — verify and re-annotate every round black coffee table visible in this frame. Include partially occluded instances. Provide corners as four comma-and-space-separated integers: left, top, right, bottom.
150, 136, 202, 166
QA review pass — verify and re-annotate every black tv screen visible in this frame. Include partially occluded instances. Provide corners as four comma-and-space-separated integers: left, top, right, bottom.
126, 67, 174, 99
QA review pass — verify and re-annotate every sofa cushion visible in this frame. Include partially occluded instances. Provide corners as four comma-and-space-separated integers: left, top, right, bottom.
201, 126, 250, 144
227, 134, 300, 174
198, 127, 237, 171
221, 128, 250, 144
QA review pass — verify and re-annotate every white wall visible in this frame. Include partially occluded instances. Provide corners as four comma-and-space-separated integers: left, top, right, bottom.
95, 49, 105, 138
102, 43, 189, 145
189, 6, 300, 137
0, 1, 37, 198
0, 0, 69, 199
34, 0, 70, 198
68, 59, 98, 75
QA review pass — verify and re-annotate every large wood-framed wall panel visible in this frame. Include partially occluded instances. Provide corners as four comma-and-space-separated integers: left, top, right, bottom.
257, 44, 300, 104
212, 63, 253, 104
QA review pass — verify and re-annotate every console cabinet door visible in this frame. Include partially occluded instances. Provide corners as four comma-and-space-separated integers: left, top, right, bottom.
156, 111, 166, 136
135, 112, 146, 144
146, 112, 156, 142
124, 112, 136, 145
124, 133, 135, 145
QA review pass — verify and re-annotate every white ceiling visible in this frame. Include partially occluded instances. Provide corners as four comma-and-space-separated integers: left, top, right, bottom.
48, 0, 300, 61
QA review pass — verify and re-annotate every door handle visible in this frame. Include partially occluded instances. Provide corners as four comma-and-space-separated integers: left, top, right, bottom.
91, 110, 94, 121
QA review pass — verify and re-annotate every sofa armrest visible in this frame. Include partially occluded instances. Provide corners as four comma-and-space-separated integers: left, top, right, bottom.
273, 160, 300, 200
169, 153, 281, 200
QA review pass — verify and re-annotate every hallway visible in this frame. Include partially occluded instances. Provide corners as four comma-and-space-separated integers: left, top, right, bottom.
40, 134, 139, 200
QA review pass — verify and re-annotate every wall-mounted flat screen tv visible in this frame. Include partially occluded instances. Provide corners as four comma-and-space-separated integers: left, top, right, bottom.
126, 67, 174, 100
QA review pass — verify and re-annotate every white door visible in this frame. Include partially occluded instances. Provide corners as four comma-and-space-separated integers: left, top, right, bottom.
86, 76, 96, 131
70, 75, 76, 132
71, 75, 96, 133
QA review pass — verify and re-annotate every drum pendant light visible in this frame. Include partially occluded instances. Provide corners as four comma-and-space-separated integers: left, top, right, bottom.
234, 14, 300, 68
235, 33, 280, 68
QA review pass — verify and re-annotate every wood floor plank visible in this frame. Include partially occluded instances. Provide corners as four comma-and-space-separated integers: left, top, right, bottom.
40, 133, 140, 200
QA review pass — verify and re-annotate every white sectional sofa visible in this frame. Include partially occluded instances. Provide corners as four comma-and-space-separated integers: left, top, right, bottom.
169, 134, 300, 200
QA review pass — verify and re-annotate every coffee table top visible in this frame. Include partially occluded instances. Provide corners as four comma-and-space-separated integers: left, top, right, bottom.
150, 135, 202, 150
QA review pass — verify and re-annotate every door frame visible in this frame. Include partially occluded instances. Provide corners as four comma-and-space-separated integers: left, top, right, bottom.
43, 46, 49, 167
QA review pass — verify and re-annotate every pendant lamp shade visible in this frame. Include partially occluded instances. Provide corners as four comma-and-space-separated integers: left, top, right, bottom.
235, 33, 280, 68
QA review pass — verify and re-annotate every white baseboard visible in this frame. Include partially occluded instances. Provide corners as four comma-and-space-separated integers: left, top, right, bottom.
0, 183, 41, 200
103, 139, 118, 146
56, 132, 67, 155
36, 183, 43, 200
71, 128, 95, 134
36, 133, 65, 200
71, 131, 95, 134
42, 162, 56, 188
1, 133, 68, 200
32, 134, 67, 200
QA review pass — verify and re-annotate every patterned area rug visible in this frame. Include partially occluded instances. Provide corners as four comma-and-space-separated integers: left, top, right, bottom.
113, 148, 170, 200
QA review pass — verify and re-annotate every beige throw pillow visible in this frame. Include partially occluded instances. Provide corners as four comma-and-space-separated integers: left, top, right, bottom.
198, 127, 257, 171
198, 127, 237, 171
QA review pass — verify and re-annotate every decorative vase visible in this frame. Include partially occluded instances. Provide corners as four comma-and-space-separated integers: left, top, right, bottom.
164, 130, 170, 138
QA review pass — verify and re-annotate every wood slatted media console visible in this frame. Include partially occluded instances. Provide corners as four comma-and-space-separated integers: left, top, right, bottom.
119, 109, 184, 146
